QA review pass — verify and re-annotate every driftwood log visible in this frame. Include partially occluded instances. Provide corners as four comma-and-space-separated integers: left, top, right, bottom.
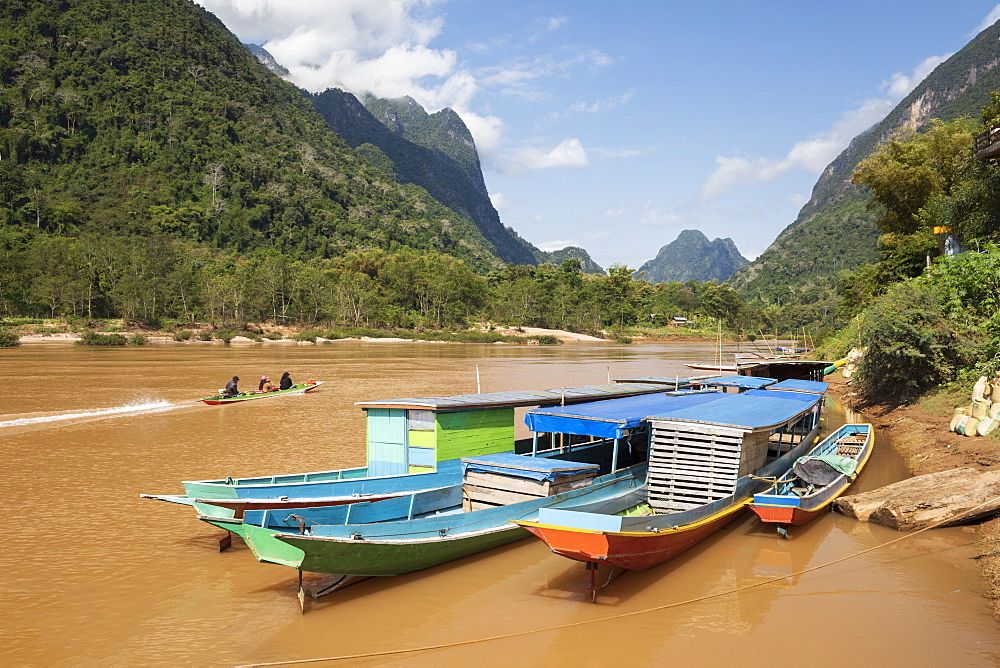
833, 467, 1000, 531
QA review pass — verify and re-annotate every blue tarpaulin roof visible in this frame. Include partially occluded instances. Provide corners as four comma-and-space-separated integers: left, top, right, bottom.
744, 388, 821, 403
694, 376, 777, 390
525, 391, 724, 439
461, 453, 599, 482
768, 379, 829, 394
647, 392, 819, 430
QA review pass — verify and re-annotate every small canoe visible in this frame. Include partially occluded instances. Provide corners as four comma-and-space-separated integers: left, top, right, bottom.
199, 381, 323, 405
749, 423, 873, 529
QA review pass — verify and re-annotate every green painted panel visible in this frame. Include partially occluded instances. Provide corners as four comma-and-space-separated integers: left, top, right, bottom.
436, 408, 514, 461
407, 429, 435, 448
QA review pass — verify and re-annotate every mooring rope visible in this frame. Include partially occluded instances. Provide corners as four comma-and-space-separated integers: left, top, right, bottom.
237, 495, 1000, 667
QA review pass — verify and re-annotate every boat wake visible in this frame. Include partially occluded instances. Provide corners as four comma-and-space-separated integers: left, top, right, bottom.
0, 398, 180, 429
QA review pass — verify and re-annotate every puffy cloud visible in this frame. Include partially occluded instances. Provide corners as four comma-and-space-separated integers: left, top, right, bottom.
973, 5, 1000, 35
700, 53, 949, 200
638, 204, 682, 228
506, 138, 589, 172
537, 239, 578, 251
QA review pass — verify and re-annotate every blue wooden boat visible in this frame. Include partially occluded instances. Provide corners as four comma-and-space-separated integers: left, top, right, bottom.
142, 381, 685, 521
749, 423, 873, 530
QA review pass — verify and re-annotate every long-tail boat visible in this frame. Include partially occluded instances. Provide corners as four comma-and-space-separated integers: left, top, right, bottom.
144, 380, 687, 523
198, 380, 324, 404
513, 378, 827, 599
748, 423, 873, 530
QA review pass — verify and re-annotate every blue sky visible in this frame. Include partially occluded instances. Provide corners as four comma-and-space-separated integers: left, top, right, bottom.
195, 1, 1000, 270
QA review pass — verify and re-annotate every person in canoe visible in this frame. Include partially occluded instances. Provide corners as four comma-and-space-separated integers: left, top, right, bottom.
224, 376, 240, 397
258, 376, 274, 392
279, 371, 293, 391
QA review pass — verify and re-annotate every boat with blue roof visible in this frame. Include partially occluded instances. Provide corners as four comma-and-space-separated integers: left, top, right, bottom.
514, 376, 828, 599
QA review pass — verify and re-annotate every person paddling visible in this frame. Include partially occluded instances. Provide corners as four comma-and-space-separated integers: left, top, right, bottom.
279, 371, 293, 391
223, 376, 240, 397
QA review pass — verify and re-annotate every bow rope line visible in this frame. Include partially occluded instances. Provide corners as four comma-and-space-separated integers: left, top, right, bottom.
237, 495, 1000, 667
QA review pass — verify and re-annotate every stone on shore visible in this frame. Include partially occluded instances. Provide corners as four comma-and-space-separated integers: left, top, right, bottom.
834, 468, 1000, 531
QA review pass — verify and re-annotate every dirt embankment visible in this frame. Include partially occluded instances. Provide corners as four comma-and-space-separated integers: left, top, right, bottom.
826, 373, 1000, 617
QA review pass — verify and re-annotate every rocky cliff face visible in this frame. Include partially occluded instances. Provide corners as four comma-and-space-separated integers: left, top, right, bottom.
635, 230, 748, 283
310, 89, 538, 265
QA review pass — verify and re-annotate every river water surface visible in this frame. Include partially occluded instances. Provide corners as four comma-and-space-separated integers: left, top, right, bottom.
2, 340, 998, 666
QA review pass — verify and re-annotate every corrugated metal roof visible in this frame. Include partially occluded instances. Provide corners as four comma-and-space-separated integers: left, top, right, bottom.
354, 382, 672, 411
611, 377, 691, 386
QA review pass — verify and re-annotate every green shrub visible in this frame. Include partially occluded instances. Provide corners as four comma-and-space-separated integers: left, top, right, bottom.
0, 331, 20, 347
173, 330, 192, 341
854, 281, 974, 402
238, 330, 262, 342
216, 328, 237, 344
130, 333, 147, 346
198, 330, 213, 341
0, 318, 42, 326
77, 331, 128, 346
531, 335, 561, 345
32, 326, 62, 335
262, 331, 284, 340
102, 324, 123, 332
616, 336, 633, 344
292, 330, 320, 343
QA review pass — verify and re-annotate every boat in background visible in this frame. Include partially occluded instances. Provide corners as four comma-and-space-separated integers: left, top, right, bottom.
749, 423, 873, 531
199, 380, 324, 404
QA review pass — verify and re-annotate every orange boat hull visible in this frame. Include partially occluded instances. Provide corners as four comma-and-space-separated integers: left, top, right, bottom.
521, 504, 746, 571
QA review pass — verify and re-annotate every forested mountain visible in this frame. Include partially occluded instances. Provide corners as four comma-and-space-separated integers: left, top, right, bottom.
0, 0, 506, 270
730, 18, 1000, 319
533, 246, 604, 274
309, 89, 538, 265
635, 230, 748, 284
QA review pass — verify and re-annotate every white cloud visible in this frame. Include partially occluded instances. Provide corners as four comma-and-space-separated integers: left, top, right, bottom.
880, 54, 951, 98
973, 5, 1000, 35
699, 53, 949, 200
604, 205, 627, 217
537, 239, 577, 251
195, 0, 511, 161
489, 192, 511, 213
638, 204, 682, 228
506, 138, 589, 172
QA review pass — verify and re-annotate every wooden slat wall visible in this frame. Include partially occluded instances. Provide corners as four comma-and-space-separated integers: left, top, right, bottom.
647, 421, 749, 512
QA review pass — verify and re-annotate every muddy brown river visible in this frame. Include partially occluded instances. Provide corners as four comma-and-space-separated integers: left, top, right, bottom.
2, 340, 997, 666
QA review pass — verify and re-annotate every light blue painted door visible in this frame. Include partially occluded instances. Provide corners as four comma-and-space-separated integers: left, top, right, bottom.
366, 408, 408, 475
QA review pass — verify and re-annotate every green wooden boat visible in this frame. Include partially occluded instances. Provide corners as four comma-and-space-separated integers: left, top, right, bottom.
202, 462, 646, 577
199, 381, 323, 404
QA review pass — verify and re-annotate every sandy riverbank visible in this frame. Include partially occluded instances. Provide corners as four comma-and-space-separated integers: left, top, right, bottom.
826, 372, 1000, 618
12, 325, 609, 345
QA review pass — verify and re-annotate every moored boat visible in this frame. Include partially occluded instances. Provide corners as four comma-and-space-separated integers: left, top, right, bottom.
145, 380, 687, 521
748, 423, 873, 529
513, 379, 827, 596
199, 380, 323, 404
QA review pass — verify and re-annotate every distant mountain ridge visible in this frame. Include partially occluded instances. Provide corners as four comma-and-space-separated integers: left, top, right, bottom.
635, 230, 748, 283
729, 18, 1000, 311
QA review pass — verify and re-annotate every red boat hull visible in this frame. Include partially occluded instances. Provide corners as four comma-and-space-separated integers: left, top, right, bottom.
748, 504, 819, 526
520, 503, 747, 571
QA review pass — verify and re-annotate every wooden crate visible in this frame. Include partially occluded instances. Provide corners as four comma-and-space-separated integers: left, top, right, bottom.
461, 469, 597, 511
647, 421, 747, 512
